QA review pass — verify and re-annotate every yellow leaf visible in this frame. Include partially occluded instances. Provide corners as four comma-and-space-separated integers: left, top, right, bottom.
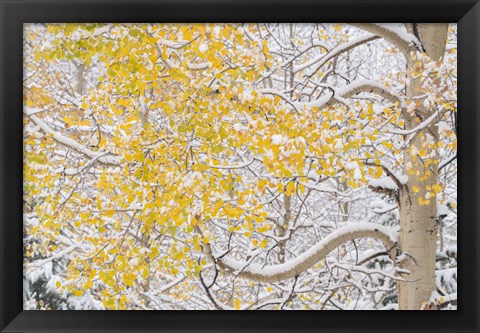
368, 104, 374, 116
84, 279, 93, 290
63, 116, 73, 126
113, 106, 123, 116
432, 184, 442, 194
298, 183, 305, 194
382, 141, 393, 149
142, 268, 149, 279
121, 272, 136, 287
259, 239, 268, 249
105, 209, 115, 218
202, 235, 210, 244
72, 289, 85, 297
234, 299, 241, 310
175, 252, 184, 261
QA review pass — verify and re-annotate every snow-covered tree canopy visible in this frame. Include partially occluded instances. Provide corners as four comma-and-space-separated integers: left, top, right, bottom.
23, 23, 457, 310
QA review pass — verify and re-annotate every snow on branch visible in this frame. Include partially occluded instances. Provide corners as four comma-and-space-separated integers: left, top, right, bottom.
389, 110, 440, 136
369, 177, 399, 192
438, 154, 456, 172
203, 223, 398, 283
350, 23, 421, 55
187, 62, 211, 70
204, 158, 256, 170
365, 161, 407, 192
281, 41, 330, 68
259, 79, 400, 113
334, 79, 400, 104
297, 34, 380, 75
370, 200, 397, 214
25, 244, 78, 269
65, 24, 113, 42
297, 79, 400, 110
257, 88, 301, 112
304, 181, 350, 197
24, 107, 121, 166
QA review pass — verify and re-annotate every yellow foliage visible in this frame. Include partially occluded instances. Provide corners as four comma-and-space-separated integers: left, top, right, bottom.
234, 299, 241, 310
22, 23, 456, 310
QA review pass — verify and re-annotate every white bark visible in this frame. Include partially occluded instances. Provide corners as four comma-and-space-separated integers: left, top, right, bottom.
396, 23, 448, 310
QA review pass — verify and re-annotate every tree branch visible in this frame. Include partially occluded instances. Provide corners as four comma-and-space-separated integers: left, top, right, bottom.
350, 23, 419, 55
202, 223, 398, 283
24, 107, 121, 166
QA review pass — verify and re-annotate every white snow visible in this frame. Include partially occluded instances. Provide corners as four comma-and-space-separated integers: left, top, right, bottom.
437, 204, 449, 217
372, 23, 422, 49
295, 34, 377, 74
397, 174, 409, 185
271, 134, 286, 145
369, 177, 398, 191
293, 79, 399, 111
198, 43, 208, 53
390, 110, 439, 136
346, 161, 360, 169
24, 107, 122, 166
354, 168, 363, 180
233, 123, 248, 132
216, 222, 397, 280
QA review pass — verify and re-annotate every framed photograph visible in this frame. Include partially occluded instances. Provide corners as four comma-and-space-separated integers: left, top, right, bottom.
1, 0, 479, 332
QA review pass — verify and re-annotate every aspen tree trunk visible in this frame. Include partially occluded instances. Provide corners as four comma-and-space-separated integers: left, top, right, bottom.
75, 62, 86, 95
277, 194, 291, 264
397, 23, 448, 310
276, 23, 295, 265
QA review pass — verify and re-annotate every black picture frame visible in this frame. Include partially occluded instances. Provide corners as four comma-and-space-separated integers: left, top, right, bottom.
1, 0, 479, 332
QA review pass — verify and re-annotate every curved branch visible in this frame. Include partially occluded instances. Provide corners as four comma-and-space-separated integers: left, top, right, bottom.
203, 158, 255, 170
388, 110, 440, 136
203, 223, 398, 283
336, 79, 400, 104
281, 41, 330, 69
364, 161, 405, 190
300, 34, 380, 76
257, 88, 301, 113
350, 23, 419, 55
438, 154, 456, 172
294, 79, 400, 110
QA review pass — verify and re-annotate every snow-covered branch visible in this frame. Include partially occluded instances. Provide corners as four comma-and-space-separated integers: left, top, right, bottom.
350, 23, 421, 55
298, 34, 380, 75
24, 107, 121, 166
259, 79, 400, 112
388, 110, 440, 136
296, 79, 400, 110
204, 158, 256, 170
203, 223, 398, 283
